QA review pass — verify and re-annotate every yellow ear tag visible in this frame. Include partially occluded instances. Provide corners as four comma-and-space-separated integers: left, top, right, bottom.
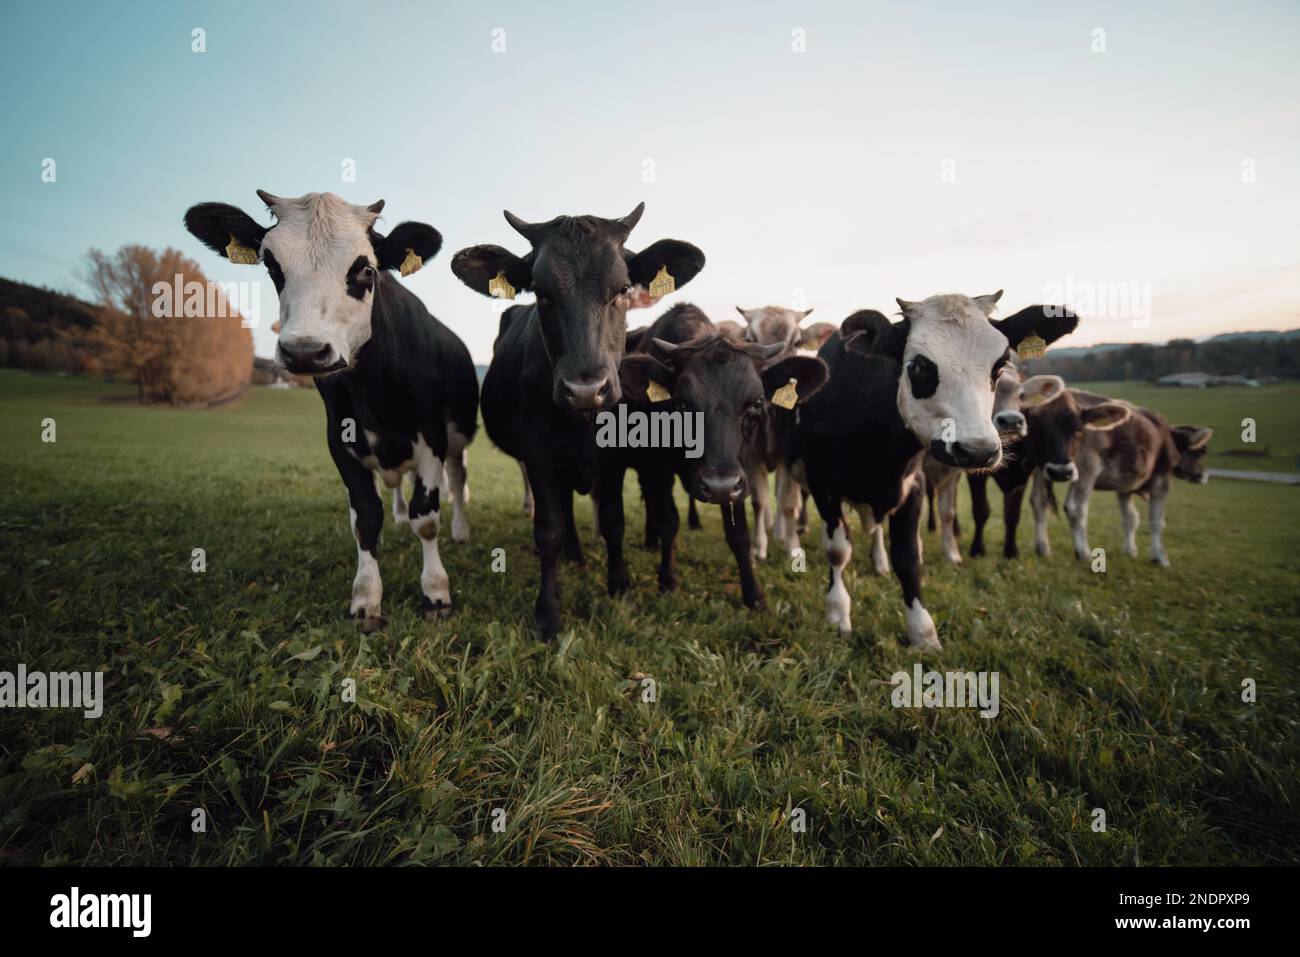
771, 377, 799, 410
399, 248, 422, 277
225, 235, 258, 265
1017, 332, 1047, 360
487, 271, 516, 300
647, 265, 675, 298
646, 380, 672, 403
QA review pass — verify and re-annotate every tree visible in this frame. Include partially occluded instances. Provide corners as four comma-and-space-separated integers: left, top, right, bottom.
81, 245, 252, 404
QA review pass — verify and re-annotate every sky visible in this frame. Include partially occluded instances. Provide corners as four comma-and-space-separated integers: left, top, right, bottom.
1, 0, 1297, 362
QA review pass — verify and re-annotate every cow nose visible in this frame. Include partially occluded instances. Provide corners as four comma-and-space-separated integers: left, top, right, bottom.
696, 469, 747, 504
1044, 462, 1078, 482
278, 338, 337, 374
932, 440, 1001, 469
562, 375, 610, 410
995, 411, 1028, 436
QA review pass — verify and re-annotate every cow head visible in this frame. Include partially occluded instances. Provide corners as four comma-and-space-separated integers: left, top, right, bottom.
842, 298, 1079, 470
619, 336, 828, 504
184, 191, 442, 375
451, 203, 704, 411
1018, 379, 1132, 481
1172, 426, 1214, 483
992, 364, 1028, 438
736, 305, 815, 354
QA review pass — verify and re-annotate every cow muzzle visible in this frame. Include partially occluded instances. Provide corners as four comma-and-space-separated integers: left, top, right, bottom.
1044, 461, 1079, 482
994, 410, 1028, 437
929, 439, 1002, 470
695, 468, 748, 504
560, 374, 614, 410
278, 337, 346, 375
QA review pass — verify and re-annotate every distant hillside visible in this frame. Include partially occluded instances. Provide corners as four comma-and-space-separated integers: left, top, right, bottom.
1048, 329, 1300, 359
1026, 329, 1300, 382
0, 277, 102, 373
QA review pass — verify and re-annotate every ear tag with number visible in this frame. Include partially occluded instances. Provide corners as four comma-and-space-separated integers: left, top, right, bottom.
1017, 332, 1047, 360
646, 380, 672, 403
225, 235, 258, 265
771, 377, 799, 410
399, 248, 422, 277
487, 271, 516, 300
648, 265, 675, 298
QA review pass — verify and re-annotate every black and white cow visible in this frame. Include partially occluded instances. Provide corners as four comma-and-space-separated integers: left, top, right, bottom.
1029, 389, 1212, 566
791, 295, 1078, 652
450, 203, 705, 640
184, 191, 479, 629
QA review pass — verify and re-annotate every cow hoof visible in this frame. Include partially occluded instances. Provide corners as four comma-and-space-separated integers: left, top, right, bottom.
452, 519, 470, 544
419, 598, 453, 621
657, 577, 677, 593
970, 543, 985, 557
351, 612, 385, 633
1152, 556, 1171, 568
608, 575, 630, 596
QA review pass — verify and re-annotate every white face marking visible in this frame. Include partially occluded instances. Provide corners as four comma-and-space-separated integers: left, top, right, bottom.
896, 294, 1009, 464
261, 192, 381, 369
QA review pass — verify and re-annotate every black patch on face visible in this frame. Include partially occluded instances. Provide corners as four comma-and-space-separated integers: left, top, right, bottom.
262, 249, 285, 293
991, 351, 1010, 388
345, 255, 376, 300
906, 354, 939, 399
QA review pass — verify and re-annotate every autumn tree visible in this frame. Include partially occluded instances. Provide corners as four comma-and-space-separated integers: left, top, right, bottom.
81, 245, 253, 404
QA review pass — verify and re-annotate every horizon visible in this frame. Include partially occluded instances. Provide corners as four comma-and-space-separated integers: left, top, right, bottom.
2, 0, 1297, 363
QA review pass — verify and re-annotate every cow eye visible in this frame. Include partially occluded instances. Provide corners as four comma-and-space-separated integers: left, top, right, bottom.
906, 355, 939, 399
361, 265, 376, 281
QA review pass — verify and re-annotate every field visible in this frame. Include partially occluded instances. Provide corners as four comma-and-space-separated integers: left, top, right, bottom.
1, 369, 1297, 865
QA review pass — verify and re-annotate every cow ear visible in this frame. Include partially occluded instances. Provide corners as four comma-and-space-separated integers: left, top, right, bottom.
375, 221, 442, 274
991, 305, 1079, 350
184, 202, 267, 262
1173, 425, 1213, 450
626, 240, 706, 291
618, 353, 675, 404
1082, 402, 1131, 431
450, 244, 532, 297
842, 309, 907, 360
625, 325, 649, 353
1018, 374, 1066, 408
761, 355, 829, 406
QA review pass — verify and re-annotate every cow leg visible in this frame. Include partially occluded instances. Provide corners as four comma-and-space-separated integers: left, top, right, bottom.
1147, 475, 1172, 567
527, 458, 564, 641
687, 493, 701, 531
444, 446, 470, 545
1031, 471, 1053, 556
1118, 492, 1140, 558
326, 438, 385, 629
775, 465, 804, 555
968, 473, 989, 557
820, 509, 853, 634
797, 491, 810, 535
519, 461, 534, 518
1063, 473, 1096, 561
560, 487, 584, 565
1002, 483, 1026, 558
891, 481, 941, 653
853, 504, 890, 576
722, 497, 764, 609
640, 471, 659, 549
649, 471, 679, 592
409, 443, 451, 620
749, 465, 770, 560
390, 478, 409, 527
597, 462, 629, 595
937, 474, 962, 565
925, 481, 937, 532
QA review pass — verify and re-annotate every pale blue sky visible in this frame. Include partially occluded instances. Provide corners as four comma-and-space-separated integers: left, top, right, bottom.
2, 0, 1297, 361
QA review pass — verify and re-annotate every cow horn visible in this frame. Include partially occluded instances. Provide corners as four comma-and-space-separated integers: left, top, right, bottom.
651, 337, 679, 353
504, 210, 541, 243
367, 199, 385, 215
618, 202, 645, 233
256, 189, 282, 210
759, 342, 785, 359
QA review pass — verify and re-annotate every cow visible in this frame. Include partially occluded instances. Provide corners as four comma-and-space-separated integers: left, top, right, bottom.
1029, 390, 1212, 566
450, 203, 705, 640
601, 316, 828, 607
734, 305, 818, 559
791, 295, 1079, 652
183, 191, 478, 629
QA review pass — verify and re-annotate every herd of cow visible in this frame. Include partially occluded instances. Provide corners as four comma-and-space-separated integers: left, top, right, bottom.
182, 193, 1214, 654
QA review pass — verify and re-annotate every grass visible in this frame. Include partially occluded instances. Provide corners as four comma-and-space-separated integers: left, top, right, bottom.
0, 368, 1297, 865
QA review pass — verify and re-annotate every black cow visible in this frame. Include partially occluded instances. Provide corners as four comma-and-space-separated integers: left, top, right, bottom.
601, 316, 827, 608
791, 296, 1078, 652
450, 203, 704, 640
184, 191, 479, 629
